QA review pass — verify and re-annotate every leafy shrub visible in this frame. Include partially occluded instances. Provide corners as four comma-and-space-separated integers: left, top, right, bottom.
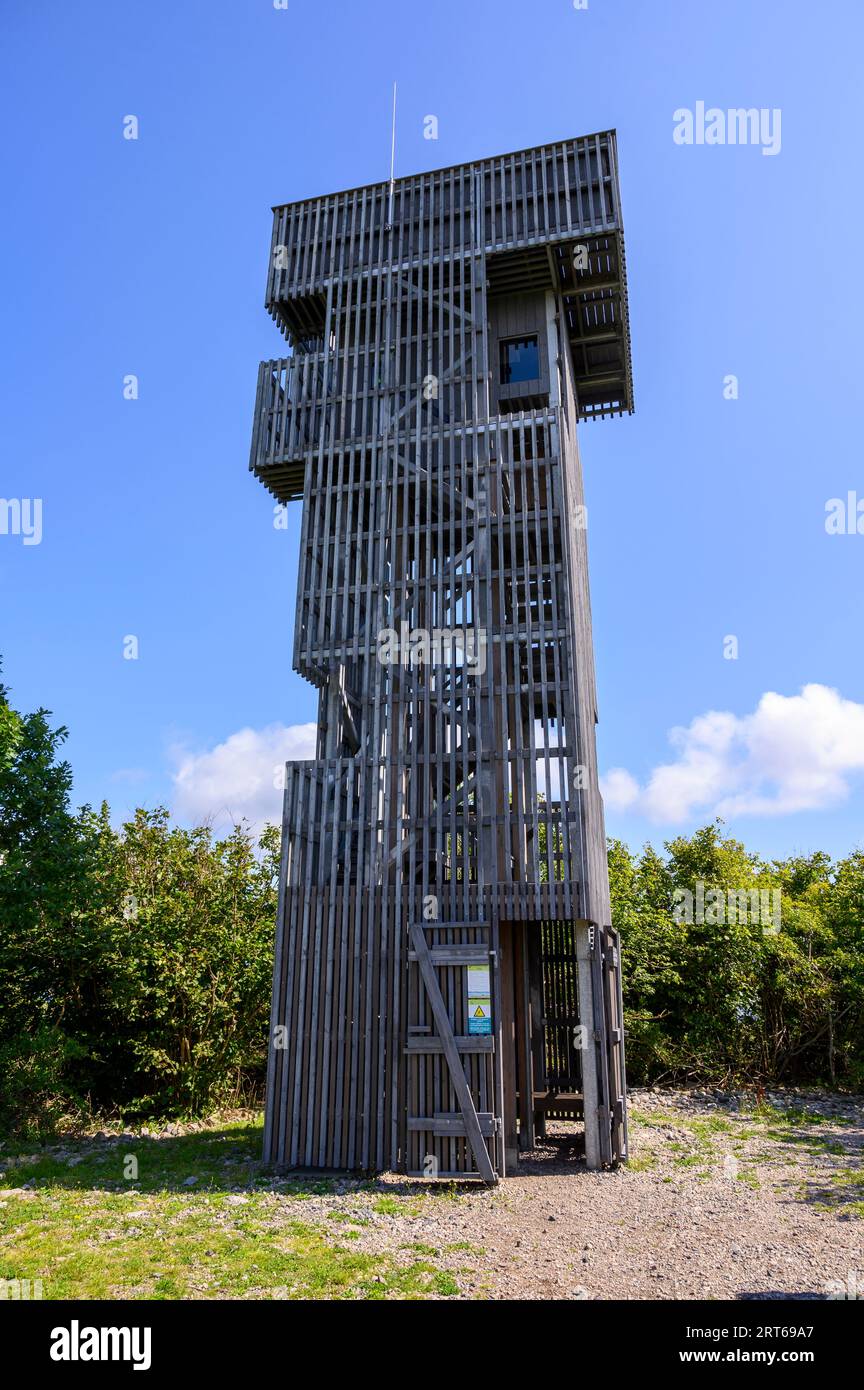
0, 1028, 88, 1138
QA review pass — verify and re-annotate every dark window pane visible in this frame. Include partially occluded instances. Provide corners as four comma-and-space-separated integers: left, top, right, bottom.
500, 336, 540, 385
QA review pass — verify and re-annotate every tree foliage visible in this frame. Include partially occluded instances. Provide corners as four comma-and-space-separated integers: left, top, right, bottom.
0, 668, 278, 1135
610, 825, 864, 1088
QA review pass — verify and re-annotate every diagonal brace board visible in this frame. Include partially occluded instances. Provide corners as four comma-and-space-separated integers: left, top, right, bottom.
409, 924, 497, 1184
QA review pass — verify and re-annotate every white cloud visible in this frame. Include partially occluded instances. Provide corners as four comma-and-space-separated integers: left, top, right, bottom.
600, 767, 641, 812
171, 722, 317, 831
170, 685, 864, 833
601, 684, 864, 824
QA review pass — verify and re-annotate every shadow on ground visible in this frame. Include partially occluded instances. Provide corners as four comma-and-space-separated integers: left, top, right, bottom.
0, 1125, 493, 1199
737, 1290, 828, 1301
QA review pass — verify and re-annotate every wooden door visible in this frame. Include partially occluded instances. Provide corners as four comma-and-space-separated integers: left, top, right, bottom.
404, 921, 501, 1181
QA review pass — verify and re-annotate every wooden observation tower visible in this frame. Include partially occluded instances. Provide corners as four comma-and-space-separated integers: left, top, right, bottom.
250, 132, 633, 1180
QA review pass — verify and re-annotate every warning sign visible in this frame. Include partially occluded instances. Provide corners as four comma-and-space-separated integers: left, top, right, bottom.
468, 998, 492, 1034
466, 964, 492, 1035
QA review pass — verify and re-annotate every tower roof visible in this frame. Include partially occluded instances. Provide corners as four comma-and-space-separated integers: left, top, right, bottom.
265, 131, 633, 420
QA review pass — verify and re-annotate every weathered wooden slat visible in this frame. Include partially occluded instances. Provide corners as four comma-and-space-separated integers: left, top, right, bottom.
404, 1035, 495, 1054
407, 946, 488, 966
408, 1113, 497, 1137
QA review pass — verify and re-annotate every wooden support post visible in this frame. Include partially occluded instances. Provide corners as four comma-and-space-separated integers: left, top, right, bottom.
576, 921, 602, 1171
514, 925, 534, 1151
526, 927, 546, 1140
497, 922, 519, 1174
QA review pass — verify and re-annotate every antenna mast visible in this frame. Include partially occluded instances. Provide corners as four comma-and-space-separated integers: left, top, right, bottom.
387, 81, 397, 228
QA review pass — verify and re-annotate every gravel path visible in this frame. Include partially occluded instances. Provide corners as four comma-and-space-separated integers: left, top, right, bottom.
269, 1089, 864, 1300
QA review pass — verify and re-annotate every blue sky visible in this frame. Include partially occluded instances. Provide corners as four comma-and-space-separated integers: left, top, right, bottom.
2, 0, 862, 860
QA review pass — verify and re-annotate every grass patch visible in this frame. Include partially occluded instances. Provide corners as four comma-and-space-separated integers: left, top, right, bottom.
327, 1210, 370, 1227
671, 1115, 735, 1138
430, 1271, 460, 1296
743, 1102, 851, 1129
626, 1152, 658, 1172
827, 1168, 864, 1199
371, 1194, 424, 1217
735, 1169, 761, 1190
0, 1117, 454, 1300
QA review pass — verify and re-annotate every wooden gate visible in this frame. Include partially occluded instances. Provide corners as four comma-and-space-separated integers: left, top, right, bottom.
597, 924, 628, 1164
541, 919, 582, 1094
405, 922, 501, 1182
533, 919, 628, 1165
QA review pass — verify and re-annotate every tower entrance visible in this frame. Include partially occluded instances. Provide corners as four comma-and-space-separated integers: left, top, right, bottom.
498, 920, 627, 1173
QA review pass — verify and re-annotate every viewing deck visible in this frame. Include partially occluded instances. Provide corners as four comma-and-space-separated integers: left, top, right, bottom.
262, 132, 633, 418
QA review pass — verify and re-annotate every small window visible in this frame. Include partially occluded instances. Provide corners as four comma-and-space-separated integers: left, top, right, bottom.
500, 336, 540, 385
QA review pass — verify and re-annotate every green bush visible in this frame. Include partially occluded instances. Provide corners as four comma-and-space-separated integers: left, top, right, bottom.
0, 1028, 87, 1139
0, 666, 278, 1131
610, 825, 864, 1089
